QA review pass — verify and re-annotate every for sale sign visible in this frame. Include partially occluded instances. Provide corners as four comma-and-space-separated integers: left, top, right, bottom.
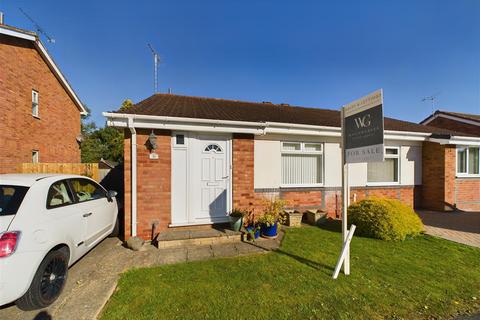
342, 89, 384, 164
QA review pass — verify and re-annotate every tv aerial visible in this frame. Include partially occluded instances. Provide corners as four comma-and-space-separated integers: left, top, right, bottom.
147, 43, 161, 93
19, 8, 55, 43
421, 92, 441, 111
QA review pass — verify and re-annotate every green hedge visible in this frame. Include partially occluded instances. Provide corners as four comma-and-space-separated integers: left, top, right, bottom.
348, 198, 424, 241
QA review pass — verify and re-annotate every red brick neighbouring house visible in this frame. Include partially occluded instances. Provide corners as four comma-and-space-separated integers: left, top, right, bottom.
421, 110, 480, 211
105, 94, 480, 240
0, 24, 87, 173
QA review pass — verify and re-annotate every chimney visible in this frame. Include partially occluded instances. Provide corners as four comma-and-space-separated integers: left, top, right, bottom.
0, 12, 4, 25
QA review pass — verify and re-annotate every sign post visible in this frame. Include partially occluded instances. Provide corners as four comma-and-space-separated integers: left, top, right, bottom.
334, 89, 384, 279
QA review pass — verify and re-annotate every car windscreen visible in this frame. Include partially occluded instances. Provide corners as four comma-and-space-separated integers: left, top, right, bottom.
0, 185, 29, 216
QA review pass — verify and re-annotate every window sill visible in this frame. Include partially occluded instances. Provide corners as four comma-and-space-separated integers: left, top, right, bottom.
32, 115, 40, 120
280, 184, 324, 189
456, 175, 480, 179
366, 182, 400, 187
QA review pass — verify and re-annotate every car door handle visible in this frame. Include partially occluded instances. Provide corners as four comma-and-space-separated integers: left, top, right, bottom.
83, 212, 92, 218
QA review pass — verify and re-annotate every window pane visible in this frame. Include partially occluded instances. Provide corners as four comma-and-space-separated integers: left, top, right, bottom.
367, 158, 398, 183
304, 143, 322, 152
47, 181, 73, 207
281, 154, 322, 185
176, 135, 185, 145
282, 142, 301, 151
457, 148, 467, 173
70, 179, 105, 202
0, 185, 29, 216
385, 148, 398, 155
468, 147, 479, 174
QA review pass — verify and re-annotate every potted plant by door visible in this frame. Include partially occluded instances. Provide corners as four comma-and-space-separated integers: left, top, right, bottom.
243, 208, 260, 241
229, 208, 245, 232
258, 199, 286, 239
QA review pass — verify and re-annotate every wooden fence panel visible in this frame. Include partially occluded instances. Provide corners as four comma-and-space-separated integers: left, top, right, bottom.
16, 163, 100, 181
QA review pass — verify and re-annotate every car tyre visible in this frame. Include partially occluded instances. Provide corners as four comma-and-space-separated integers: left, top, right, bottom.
109, 217, 120, 238
16, 247, 69, 311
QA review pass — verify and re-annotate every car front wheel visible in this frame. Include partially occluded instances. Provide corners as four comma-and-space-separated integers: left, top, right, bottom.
16, 247, 69, 310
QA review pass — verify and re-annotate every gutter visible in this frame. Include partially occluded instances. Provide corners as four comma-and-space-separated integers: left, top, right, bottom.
103, 112, 435, 141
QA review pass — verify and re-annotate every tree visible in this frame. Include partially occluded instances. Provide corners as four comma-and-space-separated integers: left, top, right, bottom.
80, 102, 125, 163
119, 99, 134, 112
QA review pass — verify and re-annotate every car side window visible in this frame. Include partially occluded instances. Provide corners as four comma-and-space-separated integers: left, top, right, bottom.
69, 179, 106, 203
47, 181, 74, 209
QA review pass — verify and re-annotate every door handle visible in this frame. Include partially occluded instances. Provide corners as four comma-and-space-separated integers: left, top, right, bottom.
222, 176, 229, 179
83, 212, 92, 218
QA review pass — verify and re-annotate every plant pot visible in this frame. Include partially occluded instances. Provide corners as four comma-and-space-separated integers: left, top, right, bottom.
230, 216, 243, 232
261, 222, 278, 238
245, 225, 260, 240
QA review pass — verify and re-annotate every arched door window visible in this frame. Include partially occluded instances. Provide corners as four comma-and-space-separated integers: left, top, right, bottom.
204, 143, 223, 153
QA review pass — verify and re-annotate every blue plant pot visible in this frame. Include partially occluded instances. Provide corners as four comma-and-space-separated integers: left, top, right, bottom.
245, 225, 260, 239
261, 222, 278, 238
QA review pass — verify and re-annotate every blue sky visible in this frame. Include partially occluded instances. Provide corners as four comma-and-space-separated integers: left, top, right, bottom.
2, 0, 479, 126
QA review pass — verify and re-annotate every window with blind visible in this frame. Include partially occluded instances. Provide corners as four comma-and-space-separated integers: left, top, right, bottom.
281, 142, 323, 186
367, 147, 399, 184
457, 146, 480, 176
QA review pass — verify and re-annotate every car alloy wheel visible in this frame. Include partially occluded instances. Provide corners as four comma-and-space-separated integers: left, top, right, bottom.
39, 256, 67, 302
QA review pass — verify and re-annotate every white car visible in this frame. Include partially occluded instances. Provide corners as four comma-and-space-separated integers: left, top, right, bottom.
0, 174, 119, 310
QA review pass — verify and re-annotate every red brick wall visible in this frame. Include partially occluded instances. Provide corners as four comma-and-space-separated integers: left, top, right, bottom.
427, 117, 480, 137
232, 134, 259, 209
123, 129, 171, 240
0, 34, 81, 173
421, 142, 457, 211
455, 178, 480, 211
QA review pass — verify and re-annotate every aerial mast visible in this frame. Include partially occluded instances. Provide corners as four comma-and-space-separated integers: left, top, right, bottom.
19, 8, 55, 43
147, 43, 160, 93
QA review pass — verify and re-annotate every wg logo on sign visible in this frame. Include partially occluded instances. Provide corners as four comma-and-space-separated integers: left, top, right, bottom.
354, 114, 371, 128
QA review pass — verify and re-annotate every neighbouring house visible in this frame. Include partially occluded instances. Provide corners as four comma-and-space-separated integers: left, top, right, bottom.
420, 110, 480, 213
420, 110, 480, 136
104, 94, 480, 240
0, 22, 87, 173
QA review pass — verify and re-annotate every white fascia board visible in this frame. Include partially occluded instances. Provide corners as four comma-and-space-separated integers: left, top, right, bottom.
35, 41, 87, 115
0, 27, 36, 41
430, 136, 480, 146
422, 113, 480, 126
103, 112, 433, 141
103, 112, 265, 134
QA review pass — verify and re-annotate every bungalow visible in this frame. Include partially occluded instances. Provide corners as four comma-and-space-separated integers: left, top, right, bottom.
104, 94, 480, 240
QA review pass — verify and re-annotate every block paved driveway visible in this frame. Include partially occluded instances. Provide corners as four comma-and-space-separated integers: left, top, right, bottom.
417, 210, 480, 248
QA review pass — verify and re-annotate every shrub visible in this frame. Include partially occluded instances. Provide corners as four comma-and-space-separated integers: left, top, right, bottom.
258, 198, 287, 227
348, 198, 424, 241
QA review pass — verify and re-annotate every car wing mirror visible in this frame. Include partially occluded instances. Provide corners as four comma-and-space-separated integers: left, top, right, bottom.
107, 190, 118, 202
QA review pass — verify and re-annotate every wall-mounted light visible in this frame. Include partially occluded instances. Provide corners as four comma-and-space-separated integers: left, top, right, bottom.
148, 131, 157, 151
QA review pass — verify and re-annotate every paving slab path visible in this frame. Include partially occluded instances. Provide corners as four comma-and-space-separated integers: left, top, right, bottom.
0, 233, 282, 320
417, 210, 480, 248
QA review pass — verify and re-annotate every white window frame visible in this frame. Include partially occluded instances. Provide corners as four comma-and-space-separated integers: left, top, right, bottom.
32, 90, 39, 118
281, 141, 324, 188
456, 146, 480, 177
32, 150, 39, 163
172, 132, 187, 149
367, 146, 401, 186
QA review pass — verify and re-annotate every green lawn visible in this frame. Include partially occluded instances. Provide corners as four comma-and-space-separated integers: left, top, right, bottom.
101, 224, 480, 320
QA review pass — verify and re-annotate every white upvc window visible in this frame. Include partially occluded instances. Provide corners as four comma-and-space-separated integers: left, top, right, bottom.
367, 147, 400, 185
457, 146, 480, 176
281, 142, 323, 187
32, 150, 39, 163
32, 90, 39, 117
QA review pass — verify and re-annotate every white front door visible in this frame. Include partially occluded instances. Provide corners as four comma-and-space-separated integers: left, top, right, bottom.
171, 133, 231, 226
191, 135, 231, 224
